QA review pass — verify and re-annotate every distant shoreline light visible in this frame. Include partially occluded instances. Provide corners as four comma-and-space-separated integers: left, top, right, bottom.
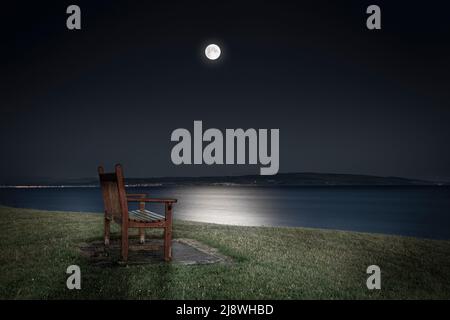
0, 185, 98, 189
0, 183, 164, 189
0, 183, 255, 189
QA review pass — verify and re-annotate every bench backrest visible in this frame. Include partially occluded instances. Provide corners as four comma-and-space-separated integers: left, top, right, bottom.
98, 164, 128, 221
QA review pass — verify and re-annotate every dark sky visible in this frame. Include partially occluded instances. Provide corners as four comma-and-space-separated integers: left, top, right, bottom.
1, 0, 450, 183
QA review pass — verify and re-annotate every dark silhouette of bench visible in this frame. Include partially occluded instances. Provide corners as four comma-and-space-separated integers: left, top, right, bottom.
98, 164, 177, 262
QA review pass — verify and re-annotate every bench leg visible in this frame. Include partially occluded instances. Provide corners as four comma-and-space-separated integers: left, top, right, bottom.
121, 225, 129, 262
164, 226, 172, 261
139, 228, 145, 244
163, 203, 173, 262
104, 217, 110, 246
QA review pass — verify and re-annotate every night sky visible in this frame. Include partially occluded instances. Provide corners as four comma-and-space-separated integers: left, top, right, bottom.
1, 1, 449, 183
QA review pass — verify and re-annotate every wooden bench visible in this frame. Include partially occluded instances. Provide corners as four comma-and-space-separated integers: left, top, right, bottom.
98, 164, 177, 262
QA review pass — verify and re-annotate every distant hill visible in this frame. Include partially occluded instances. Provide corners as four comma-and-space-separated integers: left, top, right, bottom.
6, 172, 446, 187
121, 173, 446, 187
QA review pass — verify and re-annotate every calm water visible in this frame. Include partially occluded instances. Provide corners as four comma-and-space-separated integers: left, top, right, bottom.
1, 186, 450, 239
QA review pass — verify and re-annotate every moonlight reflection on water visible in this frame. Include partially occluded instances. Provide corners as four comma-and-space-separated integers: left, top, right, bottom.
171, 186, 279, 226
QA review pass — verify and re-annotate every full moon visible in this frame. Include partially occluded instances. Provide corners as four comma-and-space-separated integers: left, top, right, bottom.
205, 44, 221, 60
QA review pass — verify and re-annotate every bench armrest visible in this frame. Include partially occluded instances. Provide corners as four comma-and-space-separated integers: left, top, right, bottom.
126, 193, 147, 198
127, 198, 177, 204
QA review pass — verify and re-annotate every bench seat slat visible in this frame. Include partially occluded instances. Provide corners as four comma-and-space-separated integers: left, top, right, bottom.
129, 209, 165, 222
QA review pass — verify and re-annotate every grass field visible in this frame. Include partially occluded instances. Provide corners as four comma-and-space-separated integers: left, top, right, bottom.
0, 206, 449, 299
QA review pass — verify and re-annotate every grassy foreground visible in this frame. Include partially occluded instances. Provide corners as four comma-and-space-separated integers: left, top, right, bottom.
0, 206, 449, 299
